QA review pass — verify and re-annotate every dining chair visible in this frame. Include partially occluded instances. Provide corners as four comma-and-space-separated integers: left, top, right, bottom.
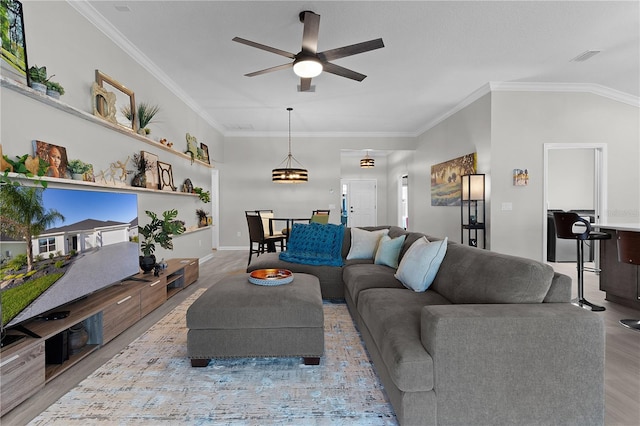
617, 230, 640, 331
245, 211, 285, 266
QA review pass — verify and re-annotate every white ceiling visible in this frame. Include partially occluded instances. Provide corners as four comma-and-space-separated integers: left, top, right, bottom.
77, 1, 639, 137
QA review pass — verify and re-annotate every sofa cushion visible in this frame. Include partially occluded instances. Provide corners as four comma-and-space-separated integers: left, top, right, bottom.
356, 287, 451, 392
346, 227, 389, 260
279, 222, 345, 266
395, 237, 448, 292
374, 234, 406, 268
343, 263, 404, 306
431, 242, 555, 304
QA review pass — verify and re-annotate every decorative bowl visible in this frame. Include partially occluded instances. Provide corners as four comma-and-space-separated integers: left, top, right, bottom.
248, 269, 294, 286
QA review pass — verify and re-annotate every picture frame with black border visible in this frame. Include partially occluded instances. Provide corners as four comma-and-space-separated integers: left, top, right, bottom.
200, 143, 210, 164
157, 161, 175, 191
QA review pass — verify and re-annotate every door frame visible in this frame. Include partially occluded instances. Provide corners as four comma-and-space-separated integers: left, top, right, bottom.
542, 143, 607, 261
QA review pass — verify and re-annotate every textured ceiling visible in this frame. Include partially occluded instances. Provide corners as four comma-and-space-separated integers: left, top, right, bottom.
78, 1, 639, 136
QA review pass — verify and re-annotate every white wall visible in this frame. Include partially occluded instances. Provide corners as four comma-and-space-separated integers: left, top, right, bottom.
412, 93, 492, 244
1, 1, 224, 262
219, 136, 415, 248
548, 149, 594, 210
490, 91, 639, 259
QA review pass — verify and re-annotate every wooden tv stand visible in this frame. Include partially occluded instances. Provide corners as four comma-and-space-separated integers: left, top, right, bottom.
0, 258, 198, 417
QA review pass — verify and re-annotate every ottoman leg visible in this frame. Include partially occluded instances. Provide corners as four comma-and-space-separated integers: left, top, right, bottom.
303, 357, 320, 365
191, 358, 210, 367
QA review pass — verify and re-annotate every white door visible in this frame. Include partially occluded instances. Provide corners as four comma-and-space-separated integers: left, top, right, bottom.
342, 179, 377, 227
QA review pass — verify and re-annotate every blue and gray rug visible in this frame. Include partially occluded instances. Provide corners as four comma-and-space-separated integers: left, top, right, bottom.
30, 288, 398, 425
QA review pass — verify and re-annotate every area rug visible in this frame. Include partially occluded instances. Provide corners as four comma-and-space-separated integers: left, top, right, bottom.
30, 288, 398, 425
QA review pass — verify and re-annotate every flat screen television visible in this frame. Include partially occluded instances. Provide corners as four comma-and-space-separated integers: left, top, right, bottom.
1, 187, 139, 345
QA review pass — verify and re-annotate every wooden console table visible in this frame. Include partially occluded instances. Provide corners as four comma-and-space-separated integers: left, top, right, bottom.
0, 258, 198, 417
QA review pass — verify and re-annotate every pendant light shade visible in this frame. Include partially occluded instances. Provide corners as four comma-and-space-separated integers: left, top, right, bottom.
272, 108, 308, 183
360, 151, 375, 168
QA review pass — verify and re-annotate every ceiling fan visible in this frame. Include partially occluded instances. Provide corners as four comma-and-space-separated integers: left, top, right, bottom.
233, 11, 384, 91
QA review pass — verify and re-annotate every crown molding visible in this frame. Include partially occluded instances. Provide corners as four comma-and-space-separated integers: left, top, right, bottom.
224, 131, 417, 138
415, 81, 639, 137
67, 1, 226, 134
489, 82, 640, 107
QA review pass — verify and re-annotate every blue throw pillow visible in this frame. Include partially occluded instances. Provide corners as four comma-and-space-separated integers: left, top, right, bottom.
395, 237, 448, 292
374, 235, 406, 268
279, 222, 345, 266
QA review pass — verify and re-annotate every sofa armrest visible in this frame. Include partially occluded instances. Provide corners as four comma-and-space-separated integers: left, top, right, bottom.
420, 304, 604, 425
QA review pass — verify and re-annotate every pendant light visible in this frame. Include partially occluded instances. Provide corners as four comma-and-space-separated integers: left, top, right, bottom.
272, 108, 308, 183
360, 151, 375, 168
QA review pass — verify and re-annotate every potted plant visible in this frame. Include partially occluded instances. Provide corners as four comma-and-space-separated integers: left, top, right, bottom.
28, 65, 48, 94
138, 209, 185, 273
196, 209, 209, 228
67, 159, 92, 180
45, 80, 65, 99
130, 152, 152, 187
121, 102, 160, 136
193, 187, 210, 203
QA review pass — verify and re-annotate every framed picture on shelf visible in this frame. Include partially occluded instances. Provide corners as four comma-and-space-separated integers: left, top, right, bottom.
158, 161, 175, 191
1, 0, 29, 86
200, 143, 210, 164
141, 151, 159, 189
33, 140, 70, 179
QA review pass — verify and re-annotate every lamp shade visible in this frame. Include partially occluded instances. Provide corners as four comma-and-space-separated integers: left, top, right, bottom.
360, 151, 375, 168
293, 58, 323, 78
272, 107, 308, 183
272, 167, 309, 183
461, 174, 485, 201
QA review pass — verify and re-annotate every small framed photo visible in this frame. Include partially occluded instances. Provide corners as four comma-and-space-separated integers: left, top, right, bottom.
33, 140, 70, 179
141, 151, 159, 189
513, 168, 529, 186
158, 161, 175, 191
200, 143, 210, 164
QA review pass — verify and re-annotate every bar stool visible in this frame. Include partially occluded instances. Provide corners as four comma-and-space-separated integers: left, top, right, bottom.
616, 230, 640, 331
552, 211, 611, 311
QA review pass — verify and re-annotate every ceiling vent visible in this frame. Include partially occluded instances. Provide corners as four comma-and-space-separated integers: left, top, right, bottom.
570, 50, 601, 62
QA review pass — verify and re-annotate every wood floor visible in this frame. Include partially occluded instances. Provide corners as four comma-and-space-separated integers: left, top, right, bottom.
3, 251, 639, 425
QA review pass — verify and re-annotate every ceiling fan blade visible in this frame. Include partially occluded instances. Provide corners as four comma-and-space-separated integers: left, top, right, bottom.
245, 62, 293, 77
301, 11, 320, 53
318, 38, 385, 62
232, 37, 296, 59
299, 77, 312, 92
322, 62, 367, 82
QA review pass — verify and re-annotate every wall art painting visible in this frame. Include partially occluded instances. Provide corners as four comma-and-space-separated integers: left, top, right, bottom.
1, 0, 29, 86
141, 151, 159, 189
430, 152, 476, 206
513, 168, 529, 186
200, 143, 210, 164
33, 140, 70, 179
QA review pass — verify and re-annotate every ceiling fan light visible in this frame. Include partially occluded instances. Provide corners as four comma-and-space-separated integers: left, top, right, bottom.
293, 58, 323, 78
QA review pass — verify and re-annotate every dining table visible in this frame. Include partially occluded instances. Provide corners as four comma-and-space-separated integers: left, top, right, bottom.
268, 217, 311, 242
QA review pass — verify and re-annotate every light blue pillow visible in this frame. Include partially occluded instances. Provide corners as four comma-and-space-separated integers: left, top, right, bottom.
374, 235, 406, 268
346, 228, 389, 260
394, 237, 448, 292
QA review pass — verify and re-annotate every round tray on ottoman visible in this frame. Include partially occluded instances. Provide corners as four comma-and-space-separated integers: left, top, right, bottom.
248, 269, 293, 286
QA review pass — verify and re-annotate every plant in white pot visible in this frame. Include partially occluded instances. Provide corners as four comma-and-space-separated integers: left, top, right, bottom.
138, 209, 185, 273
67, 159, 92, 180
45, 80, 65, 99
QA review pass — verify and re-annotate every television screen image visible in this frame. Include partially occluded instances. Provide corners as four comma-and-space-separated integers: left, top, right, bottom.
1, 187, 139, 332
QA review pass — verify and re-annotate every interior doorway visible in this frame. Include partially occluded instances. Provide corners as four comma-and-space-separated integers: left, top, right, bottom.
341, 179, 377, 227
543, 143, 607, 261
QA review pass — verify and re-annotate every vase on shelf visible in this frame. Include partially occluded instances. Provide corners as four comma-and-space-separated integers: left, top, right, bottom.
139, 255, 156, 273
68, 323, 89, 355
131, 172, 147, 188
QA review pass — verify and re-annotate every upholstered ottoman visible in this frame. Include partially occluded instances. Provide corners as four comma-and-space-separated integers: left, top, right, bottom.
186, 272, 324, 366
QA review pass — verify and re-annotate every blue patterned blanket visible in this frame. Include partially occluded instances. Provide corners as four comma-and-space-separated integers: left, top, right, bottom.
279, 222, 345, 266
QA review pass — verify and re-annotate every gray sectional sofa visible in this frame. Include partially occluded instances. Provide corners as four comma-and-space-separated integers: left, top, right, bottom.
248, 226, 605, 425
